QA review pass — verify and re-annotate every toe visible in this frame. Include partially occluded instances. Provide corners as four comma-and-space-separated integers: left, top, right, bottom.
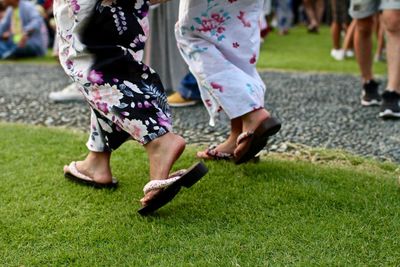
63, 165, 69, 173
196, 150, 209, 159
140, 189, 161, 206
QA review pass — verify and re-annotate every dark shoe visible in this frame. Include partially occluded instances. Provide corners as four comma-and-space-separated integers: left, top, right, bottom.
138, 162, 208, 216
361, 80, 381, 106
234, 117, 281, 165
379, 90, 400, 119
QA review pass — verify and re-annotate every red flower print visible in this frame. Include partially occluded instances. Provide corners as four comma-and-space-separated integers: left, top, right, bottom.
205, 99, 212, 107
198, 13, 227, 34
238, 11, 251, 28
211, 82, 224, 93
233, 42, 240, 48
249, 54, 257, 64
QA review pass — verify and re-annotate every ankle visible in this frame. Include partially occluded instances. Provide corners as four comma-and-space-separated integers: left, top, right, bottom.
242, 109, 269, 124
146, 133, 186, 180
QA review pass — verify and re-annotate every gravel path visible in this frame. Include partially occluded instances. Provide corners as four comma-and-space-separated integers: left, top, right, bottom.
0, 64, 399, 162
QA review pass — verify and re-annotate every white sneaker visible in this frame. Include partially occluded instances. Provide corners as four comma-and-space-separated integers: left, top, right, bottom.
49, 83, 84, 102
330, 49, 344, 61
345, 49, 354, 58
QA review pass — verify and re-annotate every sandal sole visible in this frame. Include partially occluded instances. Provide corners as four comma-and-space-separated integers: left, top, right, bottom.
235, 117, 281, 165
64, 172, 119, 189
138, 162, 208, 216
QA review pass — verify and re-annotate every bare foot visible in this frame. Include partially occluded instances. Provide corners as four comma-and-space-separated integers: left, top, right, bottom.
197, 137, 237, 159
197, 117, 242, 159
63, 151, 113, 184
141, 133, 186, 206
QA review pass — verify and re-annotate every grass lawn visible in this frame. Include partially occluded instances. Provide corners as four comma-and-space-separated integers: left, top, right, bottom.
1, 123, 400, 265
259, 26, 387, 75
0, 50, 57, 65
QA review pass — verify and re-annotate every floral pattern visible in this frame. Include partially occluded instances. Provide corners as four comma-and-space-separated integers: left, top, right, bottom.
176, 0, 266, 126
54, 0, 172, 151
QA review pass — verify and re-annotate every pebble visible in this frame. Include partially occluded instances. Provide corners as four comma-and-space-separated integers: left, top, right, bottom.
0, 64, 399, 162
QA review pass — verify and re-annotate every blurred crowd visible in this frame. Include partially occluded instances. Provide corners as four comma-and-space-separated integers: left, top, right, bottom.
262, 0, 385, 62
0, 0, 398, 119
0, 0, 385, 63
0, 0, 53, 59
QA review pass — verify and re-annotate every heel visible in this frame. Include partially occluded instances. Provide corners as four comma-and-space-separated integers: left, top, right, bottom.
181, 162, 208, 188
263, 117, 281, 137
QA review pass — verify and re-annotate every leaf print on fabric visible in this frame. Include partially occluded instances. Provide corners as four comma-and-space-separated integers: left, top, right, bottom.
246, 83, 255, 94
124, 80, 143, 94
98, 118, 113, 133
118, 102, 129, 109
156, 111, 172, 130
141, 83, 169, 114
186, 45, 208, 61
138, 17, 150, 38
119, 83, 134, 97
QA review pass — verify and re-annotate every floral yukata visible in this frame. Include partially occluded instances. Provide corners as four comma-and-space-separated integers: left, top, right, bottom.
54, 0, 172, 152
176, 0, 266, 126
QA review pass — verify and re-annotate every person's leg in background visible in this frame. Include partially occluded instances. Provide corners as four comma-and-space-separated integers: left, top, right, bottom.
350, 0, 380, 106
342, 19, 356, 57
0, 39, 17, 59
374, 13, 386, 62
315, 0, 325, 25
330, 0, 345, 60
379, 8, 400, 118
303, 0, 320, 32
276, 0, 294, 35
148, 1, 200, 108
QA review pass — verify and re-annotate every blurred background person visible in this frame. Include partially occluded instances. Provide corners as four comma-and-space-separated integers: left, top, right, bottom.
272, 0, 294, 35
303, 0, 325, 33
0, 2, 6, 20
0, 0, 48, 59
350, 0, 400, 118
330, 0, 352, 60
374, 12, 386, 62
147, 2, 200, 107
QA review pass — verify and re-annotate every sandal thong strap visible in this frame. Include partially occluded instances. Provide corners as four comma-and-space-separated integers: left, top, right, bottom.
236, 131, 254, 146
206, 145, 233, 159
143, 170, 186, 194
67, 162, 94, 182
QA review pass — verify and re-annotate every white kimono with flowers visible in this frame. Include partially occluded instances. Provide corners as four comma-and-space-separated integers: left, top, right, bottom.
176, 0, 266, 126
